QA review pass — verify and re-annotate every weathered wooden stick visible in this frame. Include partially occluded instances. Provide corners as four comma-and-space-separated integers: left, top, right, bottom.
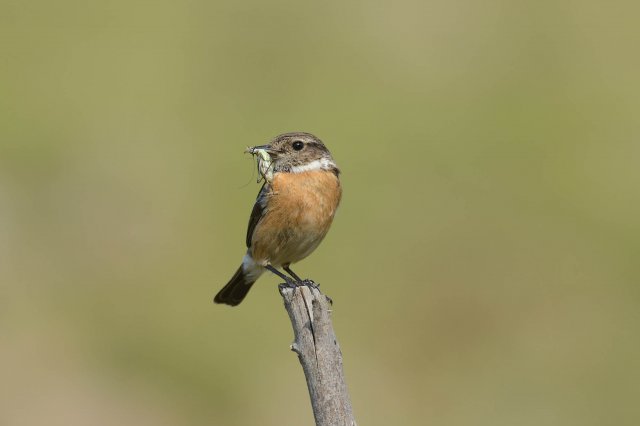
279, 284, 356, 426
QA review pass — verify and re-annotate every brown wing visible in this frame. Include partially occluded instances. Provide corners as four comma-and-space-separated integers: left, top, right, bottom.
246, 183, 269, 248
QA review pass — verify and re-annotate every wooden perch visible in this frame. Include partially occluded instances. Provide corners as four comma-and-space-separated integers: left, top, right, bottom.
279, 284, 357, 426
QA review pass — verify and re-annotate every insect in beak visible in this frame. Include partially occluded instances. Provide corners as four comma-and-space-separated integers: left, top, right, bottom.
245, 145, 275, 183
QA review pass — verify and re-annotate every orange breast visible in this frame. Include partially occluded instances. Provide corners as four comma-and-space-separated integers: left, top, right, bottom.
251, 170, 342, 266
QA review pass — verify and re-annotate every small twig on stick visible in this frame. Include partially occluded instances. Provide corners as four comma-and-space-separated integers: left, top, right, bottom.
279, 284, 356, 426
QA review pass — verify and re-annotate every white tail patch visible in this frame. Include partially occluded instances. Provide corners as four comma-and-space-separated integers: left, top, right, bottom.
242, 253, 264, 281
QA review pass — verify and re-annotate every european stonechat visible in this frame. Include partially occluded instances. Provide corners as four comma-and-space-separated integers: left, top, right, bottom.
214, 132, 342, 306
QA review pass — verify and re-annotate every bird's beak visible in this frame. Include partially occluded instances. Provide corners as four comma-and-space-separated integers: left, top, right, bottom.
245, 144, 278, 155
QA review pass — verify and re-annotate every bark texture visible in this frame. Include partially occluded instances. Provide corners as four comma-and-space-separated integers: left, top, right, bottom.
279, 284, 356, 426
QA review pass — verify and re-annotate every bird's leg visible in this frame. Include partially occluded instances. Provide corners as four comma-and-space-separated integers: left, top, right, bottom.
283, 264, 321, 290
283, 264, 303, 282
266, 265, 297, 288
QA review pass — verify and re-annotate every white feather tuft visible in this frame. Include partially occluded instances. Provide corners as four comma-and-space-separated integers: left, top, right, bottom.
242, 253, 264, 281
290, 158, 336, 173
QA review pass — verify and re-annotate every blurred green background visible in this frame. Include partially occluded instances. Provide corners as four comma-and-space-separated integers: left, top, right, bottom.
2, 0, 639, 425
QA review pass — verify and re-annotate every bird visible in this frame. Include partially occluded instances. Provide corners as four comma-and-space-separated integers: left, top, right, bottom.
214, 132, 342, 306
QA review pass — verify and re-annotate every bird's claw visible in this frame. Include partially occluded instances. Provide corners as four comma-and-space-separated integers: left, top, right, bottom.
301, 279, 320, 290
279, 278, 320, 290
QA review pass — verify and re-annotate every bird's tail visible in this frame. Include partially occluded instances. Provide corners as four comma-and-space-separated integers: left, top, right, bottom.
214, 260, 263, 306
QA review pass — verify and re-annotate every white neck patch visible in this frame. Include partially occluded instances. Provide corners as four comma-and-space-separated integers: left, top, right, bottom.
290, 157, 336, 173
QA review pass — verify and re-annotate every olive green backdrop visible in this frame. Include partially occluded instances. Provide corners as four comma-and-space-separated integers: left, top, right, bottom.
1, 1, 639, 425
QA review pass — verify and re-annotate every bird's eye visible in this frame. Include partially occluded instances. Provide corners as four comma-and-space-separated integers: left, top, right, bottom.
292, 141, 304, 151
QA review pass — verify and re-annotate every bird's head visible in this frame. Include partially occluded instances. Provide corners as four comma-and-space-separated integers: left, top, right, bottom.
246, 132, 339, 179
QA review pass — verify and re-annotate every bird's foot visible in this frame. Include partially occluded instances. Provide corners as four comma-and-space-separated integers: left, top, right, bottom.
278, 281, 297, 292
278, 279, 332, 304
285, 277, 301, 289
301, 279, 320, 290
279, 278, 319, 289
